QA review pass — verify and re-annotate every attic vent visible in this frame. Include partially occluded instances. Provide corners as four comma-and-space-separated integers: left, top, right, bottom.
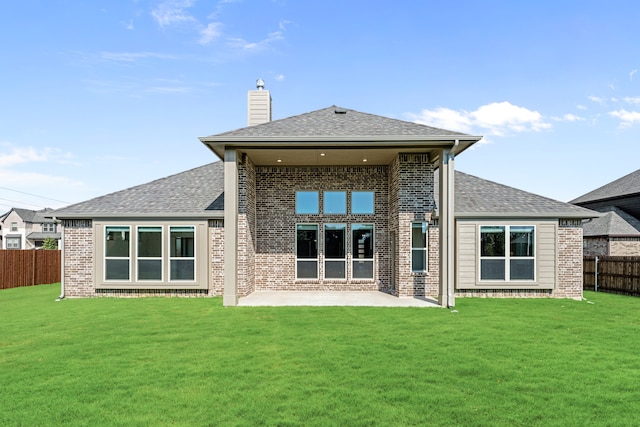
334, 108, 347, 114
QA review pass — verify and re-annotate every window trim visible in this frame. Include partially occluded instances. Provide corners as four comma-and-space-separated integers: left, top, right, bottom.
10, 222, 18, 232
169, 226, 196, 282
104, 225, 132, 282
95, 221, 207, 290
296, 223, 319, 280
411, 222, 428, 273
323, 191, 347, 215
42, 223, 56, 233
6, 237, 21, 249
479, 225, 536, 282
351, 191, 375, 215
136, 226, 164, 282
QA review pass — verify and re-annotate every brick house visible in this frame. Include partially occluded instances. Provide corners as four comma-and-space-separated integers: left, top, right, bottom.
571, 169, 640, 256
54, 84, 596, 306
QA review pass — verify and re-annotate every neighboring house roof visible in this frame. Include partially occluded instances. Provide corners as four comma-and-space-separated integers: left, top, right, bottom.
436, 171, 599, 219
54, 162, 225, 219
582, 207, 640, 237
1, 207, 56, 224
27, 232, 62, 240
571, 168, 640, 204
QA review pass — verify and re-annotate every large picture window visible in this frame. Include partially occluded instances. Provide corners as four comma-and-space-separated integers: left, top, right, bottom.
296, 191, 319, 214
323, 191, 346, 214
325, 224, 346, 279
352, 191, 374, 214
105, 226, 131, 281
411, 222, 428, 272
297, 224, 318, 279
352, 223, 374, 279
480, 225, 535, 281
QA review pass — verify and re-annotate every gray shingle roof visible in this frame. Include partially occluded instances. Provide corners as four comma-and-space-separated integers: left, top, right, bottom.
571, 169, 640, 204
208, 106, 470, 139
437, 171, 599, 218
27, 232, 62, 240
582, 207, 640, 237
54, 162, 224, 218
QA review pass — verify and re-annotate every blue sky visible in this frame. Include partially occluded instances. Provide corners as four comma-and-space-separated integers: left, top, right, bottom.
2, 0, 640, 211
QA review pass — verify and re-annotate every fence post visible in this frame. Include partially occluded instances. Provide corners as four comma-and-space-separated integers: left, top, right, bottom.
595, 256, 599, 292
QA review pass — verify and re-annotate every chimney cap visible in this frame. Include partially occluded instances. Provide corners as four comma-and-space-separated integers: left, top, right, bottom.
256, 78, 265, 90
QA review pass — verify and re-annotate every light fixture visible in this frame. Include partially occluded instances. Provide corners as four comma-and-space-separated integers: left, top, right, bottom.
320, 153, 326, 157
277, 159, 282, 163
362, 158, 368, 162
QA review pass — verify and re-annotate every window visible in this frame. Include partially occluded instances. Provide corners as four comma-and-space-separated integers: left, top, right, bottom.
325, 224, 346, 279
480, 225, 535, 281
411, 222, 428, 272
296, 224, 318, 279
296, 191, 319, 214
323, 191, 346, 214
352, 224, 374, 279
42, 223, 56, 233
105, 226, 131, 281
170, 226, 195, 281
11, 222, 18, 232
6, 237, 20, 249
352, 191, 374, 214
137, 226, 163, 281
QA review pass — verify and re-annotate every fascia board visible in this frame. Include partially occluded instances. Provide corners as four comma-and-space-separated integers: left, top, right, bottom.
54, 212, 224, 220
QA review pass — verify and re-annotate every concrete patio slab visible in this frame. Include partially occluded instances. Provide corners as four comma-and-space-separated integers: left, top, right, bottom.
237, 291, 441, 307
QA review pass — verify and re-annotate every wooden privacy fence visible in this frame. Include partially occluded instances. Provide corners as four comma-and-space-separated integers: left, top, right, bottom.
584, 256, 640, 296
0, 250, 61, 290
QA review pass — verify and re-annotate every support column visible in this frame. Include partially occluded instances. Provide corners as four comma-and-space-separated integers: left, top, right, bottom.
438, 147, 455, 308
223, 148, 239, 306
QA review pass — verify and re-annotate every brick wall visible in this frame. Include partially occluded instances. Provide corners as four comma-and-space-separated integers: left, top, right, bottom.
554, 219, 583, 299
62, 219, 94, 297
209, 219, 225, 296
253, 165, 389, 291
584, 237, 608, 256
237, 154, 256, 296
609, 237, 640, 256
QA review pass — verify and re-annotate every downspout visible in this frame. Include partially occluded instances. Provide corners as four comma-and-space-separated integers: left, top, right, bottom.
55, 217, 64, 301
447, 140, 459, 307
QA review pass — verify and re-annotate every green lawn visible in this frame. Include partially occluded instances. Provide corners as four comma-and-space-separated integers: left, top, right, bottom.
1, 285, 639, 426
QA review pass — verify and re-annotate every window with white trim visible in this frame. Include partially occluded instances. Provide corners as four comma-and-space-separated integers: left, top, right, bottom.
324, 224, 346, 279
42, 223, 56, 233
480, 225, 535, 281
105, 226, 131, 281
137, 226, 163, 281
323, 191, 346, 214
11, 222, 18, 232
411, 222, 428, 272
170, 226, 195, 281
6, 237, 21, 249
352, 223, 374, 279
296, 224, 318, 279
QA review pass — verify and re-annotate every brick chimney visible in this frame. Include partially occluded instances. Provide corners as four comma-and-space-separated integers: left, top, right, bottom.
247, 78, 272, 126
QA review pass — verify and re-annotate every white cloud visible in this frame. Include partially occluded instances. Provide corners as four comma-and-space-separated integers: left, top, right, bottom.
199, 22, 223, 44
411, 107, 473, 133
552, 113, 585, 122
279, 20, 292, 31
274, 74, 285, 81
588, 96, 605, 104
0, 145, 50, 167
609, 109, 640, 128
631, 69, 637, 81
411, 102, 551, 137
151, 0, 196, 27
577, 104, 587, 110
623, 96, 640, 104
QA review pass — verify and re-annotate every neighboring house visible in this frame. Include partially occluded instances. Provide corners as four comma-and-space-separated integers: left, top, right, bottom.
54, 83, 596, 306
571, 169, 640, 256
0, 208, 61, 250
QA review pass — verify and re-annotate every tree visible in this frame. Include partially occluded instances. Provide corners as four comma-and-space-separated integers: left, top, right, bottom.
42, 237, 58, 250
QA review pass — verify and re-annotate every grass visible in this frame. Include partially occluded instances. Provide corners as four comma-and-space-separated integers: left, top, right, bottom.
1, 285, 640, 426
